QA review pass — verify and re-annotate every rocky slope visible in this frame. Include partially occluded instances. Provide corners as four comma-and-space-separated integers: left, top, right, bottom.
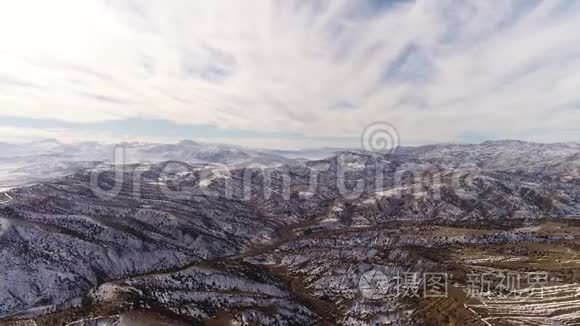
0, 141, 578, 325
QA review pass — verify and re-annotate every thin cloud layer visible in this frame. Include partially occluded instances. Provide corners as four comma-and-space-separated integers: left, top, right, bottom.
0, 0, 579, 146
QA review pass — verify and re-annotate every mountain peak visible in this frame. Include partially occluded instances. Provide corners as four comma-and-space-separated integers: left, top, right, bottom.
178, 139, 199, 146
481, 139, 529, 146
31, 138, 60, 145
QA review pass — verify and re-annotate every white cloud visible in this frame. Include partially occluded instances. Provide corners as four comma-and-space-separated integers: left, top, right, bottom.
0, 0, 579, 146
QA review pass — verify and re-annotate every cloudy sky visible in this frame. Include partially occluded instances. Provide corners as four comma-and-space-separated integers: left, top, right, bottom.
0, 0, 579, 149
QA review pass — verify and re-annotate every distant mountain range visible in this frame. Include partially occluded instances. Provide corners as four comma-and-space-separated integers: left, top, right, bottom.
0, 139, 296, 190
1, 138, 579, 192
0, 139, 294, 164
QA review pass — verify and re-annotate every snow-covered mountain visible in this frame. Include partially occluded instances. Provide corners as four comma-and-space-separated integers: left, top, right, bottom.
0, 139, 293, 164
401, 140, 580, 178
0, 140, 579, 325
0, 139, 294, 191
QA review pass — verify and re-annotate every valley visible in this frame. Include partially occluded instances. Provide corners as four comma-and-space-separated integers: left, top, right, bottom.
0, 140, 579, 325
